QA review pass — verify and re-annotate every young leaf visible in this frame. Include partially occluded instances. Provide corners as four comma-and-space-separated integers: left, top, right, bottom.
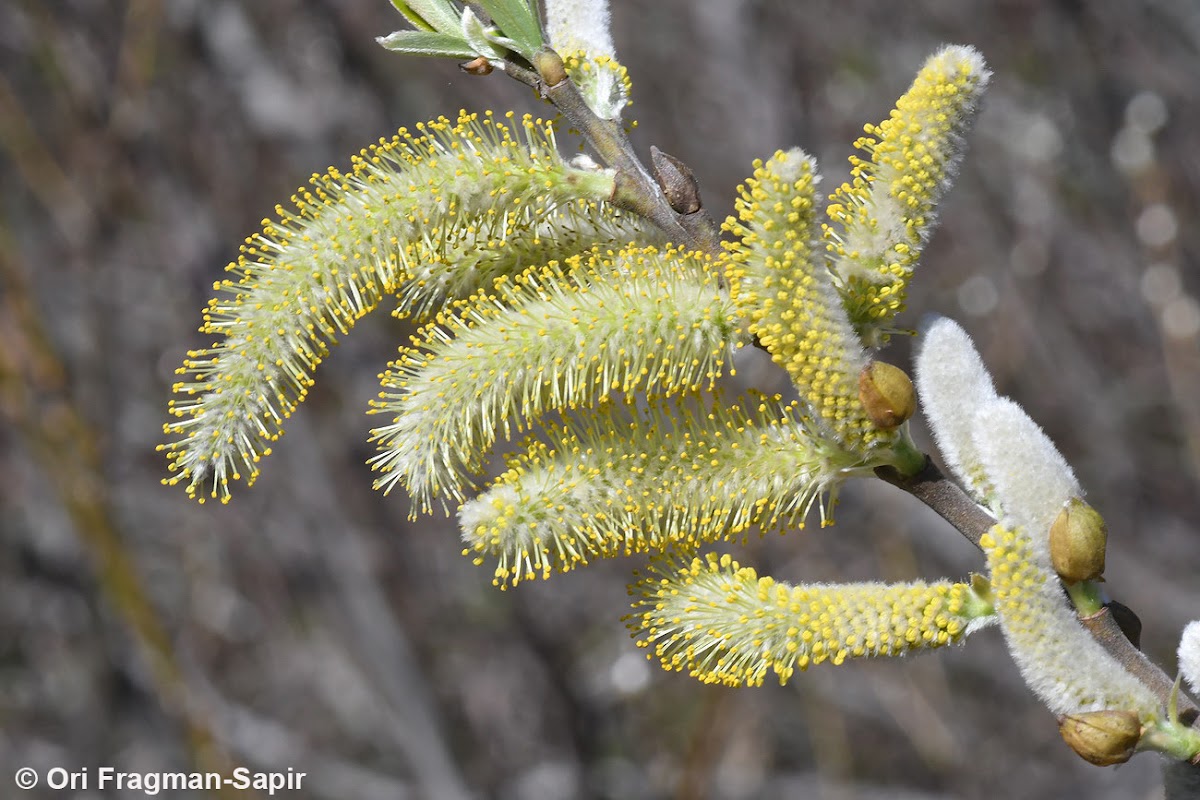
376, 29, 476, 59
391, 0, 463, 35
475, 0, 543, 59
459, 8, 506, 61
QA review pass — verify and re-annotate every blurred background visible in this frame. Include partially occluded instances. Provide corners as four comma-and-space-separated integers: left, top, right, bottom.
2, 1, 1199, 798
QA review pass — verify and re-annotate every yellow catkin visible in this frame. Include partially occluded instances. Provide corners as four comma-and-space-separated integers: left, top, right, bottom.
630, 553, 973, 687
982, 525, 1161, 717
160, 111, 623, 503
561, 50, 633, 116
823, 46, 989, 342
370, 245, 741, 514
458, 395, 854, 587
723, 149, 887, 453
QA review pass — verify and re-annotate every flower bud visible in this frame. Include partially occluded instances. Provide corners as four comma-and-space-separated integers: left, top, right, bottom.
533, 48, 568, 85
651, 147, 702, 214
1050, 497, 1107, 583
1059, 710, 1141, 766
460, 56, 494, 76
858, 361, 916, 430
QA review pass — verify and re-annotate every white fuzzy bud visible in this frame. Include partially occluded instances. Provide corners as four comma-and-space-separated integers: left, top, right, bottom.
1179, 621, 1200, 698
544, 0, 615, 59
914, 316, 997, 501
972, 396, 1081, 558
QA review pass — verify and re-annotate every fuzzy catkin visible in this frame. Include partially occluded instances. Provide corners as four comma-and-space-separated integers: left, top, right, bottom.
370, 245, 740, 513
161, 111, 634, 503
630, 552, 984, 687
824, 45, 990, 344
723, 149, 884, 454
458, 394, 858, 586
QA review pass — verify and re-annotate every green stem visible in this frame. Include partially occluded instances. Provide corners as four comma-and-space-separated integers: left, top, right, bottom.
880, 423, 927, 478
1067, 580, 1104, 616
1141, 718, 1200, 762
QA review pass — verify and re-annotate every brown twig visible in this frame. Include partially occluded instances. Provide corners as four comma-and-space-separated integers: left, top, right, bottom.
1081, 609, 1198, 725
504, 47, 722, 256
878, 456, 1199, 730
874, 457, 993, 550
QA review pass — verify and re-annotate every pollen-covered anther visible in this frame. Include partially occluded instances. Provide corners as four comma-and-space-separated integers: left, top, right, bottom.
370, 245, 740, 514
457, 396, 852, 586
543, 0, 630, 120
824, 46, 990, 343
723, 148, 887, 454
981, 524, 1162, 718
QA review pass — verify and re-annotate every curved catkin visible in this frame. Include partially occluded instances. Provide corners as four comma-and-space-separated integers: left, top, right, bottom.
369, 244, 741, 513
823, 45, 989, 344
629, 552, 988, 687
723, 149, 885, 454
160, 110, 635, 503
457, 395, 863, 587
982, 525, 1161, 718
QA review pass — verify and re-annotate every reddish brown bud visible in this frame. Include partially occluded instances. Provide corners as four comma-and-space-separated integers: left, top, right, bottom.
651, 147, 703, 215
460, 56, 494, 76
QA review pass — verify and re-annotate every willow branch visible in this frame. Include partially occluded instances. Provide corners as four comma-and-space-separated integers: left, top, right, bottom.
878, 456, 1199, 727
500, 39, 1198, 743
503, 48, 721, 256
1081, 608, 1199, 725
875, 457, 993, 549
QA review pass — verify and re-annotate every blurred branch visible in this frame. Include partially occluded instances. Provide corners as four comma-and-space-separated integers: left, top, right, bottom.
0, 221, 244, 798
0, 74, 93, 247
1164, 758, 1200, 799
280, 417, 475, 800
191, 674, 416, 800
